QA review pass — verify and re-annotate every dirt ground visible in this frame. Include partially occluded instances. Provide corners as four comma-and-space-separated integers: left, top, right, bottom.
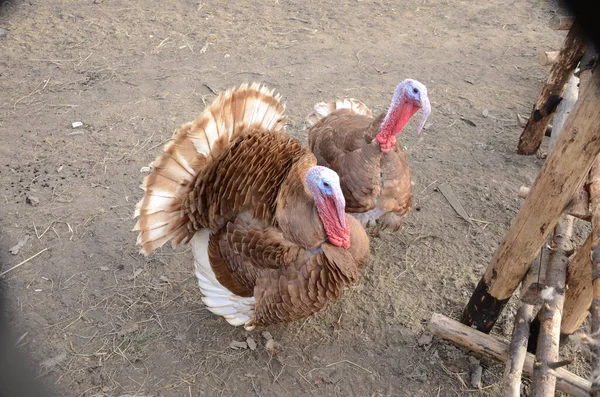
0, 0, 590, 396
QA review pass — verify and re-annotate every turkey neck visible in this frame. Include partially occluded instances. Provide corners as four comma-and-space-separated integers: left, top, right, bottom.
275, 155, 327, 250
362, 113, 388, 162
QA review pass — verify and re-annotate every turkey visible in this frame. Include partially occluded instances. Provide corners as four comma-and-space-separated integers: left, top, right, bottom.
134, 83, 369, 330
306, 79, 431, 234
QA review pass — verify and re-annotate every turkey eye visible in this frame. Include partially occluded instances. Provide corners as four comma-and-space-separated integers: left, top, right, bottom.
323, 182, 330, 188
412, 87, 419, 94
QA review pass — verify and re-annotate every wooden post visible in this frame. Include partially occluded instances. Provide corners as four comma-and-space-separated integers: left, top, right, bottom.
561, 233, 593, 335
555, 64, 596, 337
531, 215, 574, 396
428, 313, 592, 397
517, 24, 587, 155
462, 65, 600, 333
549, 15, 575, 31
589, 156, 600, 396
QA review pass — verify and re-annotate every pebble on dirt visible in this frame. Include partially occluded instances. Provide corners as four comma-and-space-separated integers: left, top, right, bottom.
26, 195, 40, 206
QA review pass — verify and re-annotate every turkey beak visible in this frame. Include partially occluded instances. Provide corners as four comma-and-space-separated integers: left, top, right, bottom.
416, 93, 431, 136
333, 190, 347, 230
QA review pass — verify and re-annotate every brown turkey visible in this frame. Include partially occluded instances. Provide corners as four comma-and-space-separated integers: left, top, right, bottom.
134, 83, 369, 330
306, 79, 431, 234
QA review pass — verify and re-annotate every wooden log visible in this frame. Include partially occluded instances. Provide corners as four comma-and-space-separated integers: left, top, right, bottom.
503, 304, 534, 396
556, 65, 596, 337
520, 244, 551, 305
589, 154, 600, 396
549, 74, 580, 153
538, 50, 560, 66
516, 114, 553, 136
561, 233, 593, 335
518, 185, 590, 221
517, 24, 587, 155
462, 63, 600, 333
503, 251, 548, 397
531, 215, 574, 396
549, 15, 575, 31
428, 313, 592, 397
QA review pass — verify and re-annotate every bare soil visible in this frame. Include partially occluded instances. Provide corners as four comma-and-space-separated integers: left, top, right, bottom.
0, 0, 590, 396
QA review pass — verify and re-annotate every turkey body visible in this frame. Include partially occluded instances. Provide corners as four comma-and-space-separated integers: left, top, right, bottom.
134, 84, 369, 329
308, 111, 411, 232
307, 80, 431, 233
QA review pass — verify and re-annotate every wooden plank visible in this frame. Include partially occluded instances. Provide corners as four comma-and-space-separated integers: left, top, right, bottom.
462, 64, 600, 333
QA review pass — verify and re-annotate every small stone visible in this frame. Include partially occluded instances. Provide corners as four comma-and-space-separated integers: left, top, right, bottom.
26, 195, 40, 206
117, 323, 139, 337
9, 235, 30, 255
72, 121, 83, 128
417, 331, 433, 348
470, 363, 483, 389
140, 166, 151, 173
0, 28, 7, 38
246, 336, 257, 351
229, 340, 248, 350
262, 331, 273, 341
468, 356, 480, 365
265, 339, 280, 356
482, 109, 489, 118
99, 266, 109, 271
127, 268, 143, 280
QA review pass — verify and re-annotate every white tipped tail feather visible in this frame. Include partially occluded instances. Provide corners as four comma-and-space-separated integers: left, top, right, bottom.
306, 98, 373, 127
133, 83, 285, 328
133, 83, 286, 255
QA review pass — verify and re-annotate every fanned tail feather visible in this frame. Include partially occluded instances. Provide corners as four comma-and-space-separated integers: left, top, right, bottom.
134, 83, 287, 255
306, 98, 373, 127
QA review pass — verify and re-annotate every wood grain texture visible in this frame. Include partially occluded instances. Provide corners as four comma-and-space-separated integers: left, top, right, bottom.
463, 64, 600, 332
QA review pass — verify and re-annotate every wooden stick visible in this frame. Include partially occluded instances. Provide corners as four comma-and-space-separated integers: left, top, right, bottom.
428, 313, 592, 397
538, 50, 560, 66
531, 214, 574, 396
462, 63, 600, 333
517, 24, 587, 155
0, 248, 48, 277
549, 15, 575, 31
